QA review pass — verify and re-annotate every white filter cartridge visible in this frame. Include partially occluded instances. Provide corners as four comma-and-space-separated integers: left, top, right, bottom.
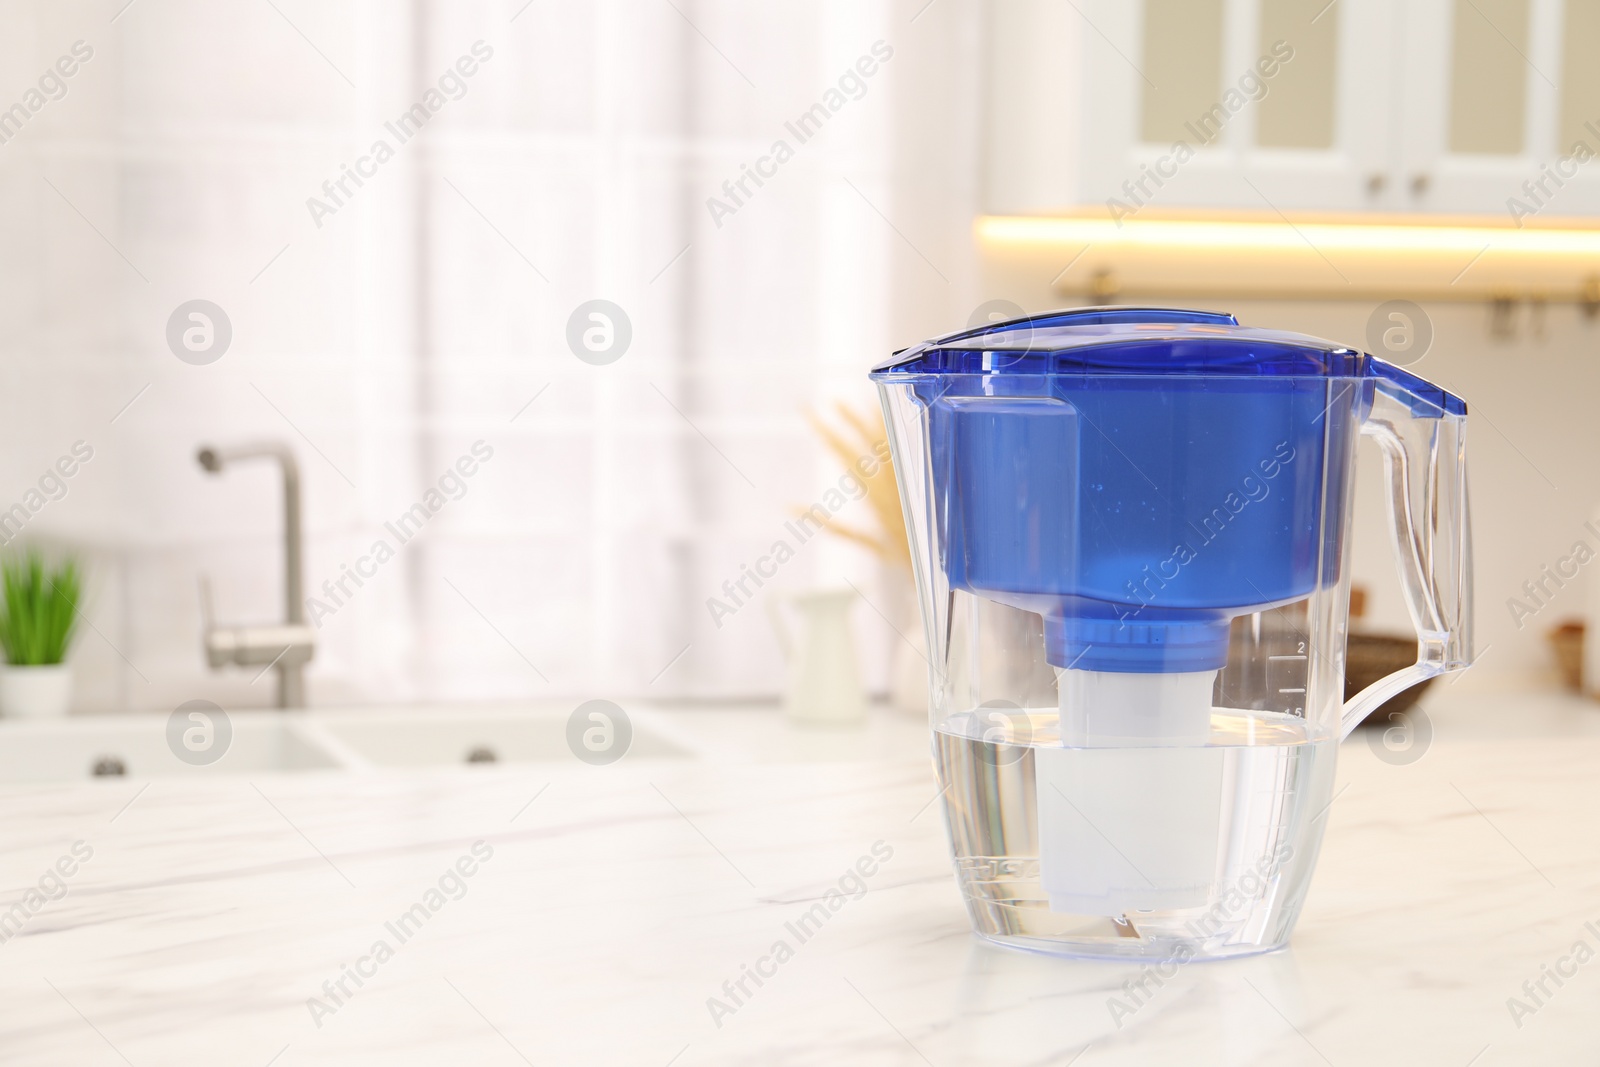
1036, 669, 1224, 915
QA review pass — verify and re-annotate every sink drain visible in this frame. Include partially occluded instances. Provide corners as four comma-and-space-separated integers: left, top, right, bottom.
92, 756, 128, 777
465, 745, 497, 764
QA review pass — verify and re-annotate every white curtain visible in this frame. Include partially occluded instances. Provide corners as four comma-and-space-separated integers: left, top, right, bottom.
0, 0, 982, 710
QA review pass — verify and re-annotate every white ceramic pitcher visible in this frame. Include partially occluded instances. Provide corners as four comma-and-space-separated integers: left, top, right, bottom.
768, 588, 868, 726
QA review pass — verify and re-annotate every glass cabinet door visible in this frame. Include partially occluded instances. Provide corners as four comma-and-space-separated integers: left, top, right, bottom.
1071, 0, 1399, 213
1398, 0, 1600, 215
1253, 0, 1340, 151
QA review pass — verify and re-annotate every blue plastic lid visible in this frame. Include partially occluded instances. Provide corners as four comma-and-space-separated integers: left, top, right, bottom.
872, 306, 1364, 378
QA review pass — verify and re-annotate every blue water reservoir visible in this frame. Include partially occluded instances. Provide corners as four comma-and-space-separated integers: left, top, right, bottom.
872, 308, 1371, 673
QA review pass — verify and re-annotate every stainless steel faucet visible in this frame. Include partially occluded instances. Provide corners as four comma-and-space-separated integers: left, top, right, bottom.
196, 442, 316, 708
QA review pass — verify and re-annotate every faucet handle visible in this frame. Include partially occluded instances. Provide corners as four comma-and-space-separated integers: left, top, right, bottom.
198, 573, 216, 632
198, 573, 232, 669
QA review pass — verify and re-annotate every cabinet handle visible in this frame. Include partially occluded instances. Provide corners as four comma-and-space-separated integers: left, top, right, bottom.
1366, 172, 1387, 194
1410, 173, 1431, 195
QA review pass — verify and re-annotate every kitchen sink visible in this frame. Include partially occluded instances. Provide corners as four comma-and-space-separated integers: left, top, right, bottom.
314, 706, 698, 768
0, 713, 347, 783
0, 705, 698, 782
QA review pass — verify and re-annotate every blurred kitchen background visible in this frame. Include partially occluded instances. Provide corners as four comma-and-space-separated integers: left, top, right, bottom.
1, 0, 1596, 714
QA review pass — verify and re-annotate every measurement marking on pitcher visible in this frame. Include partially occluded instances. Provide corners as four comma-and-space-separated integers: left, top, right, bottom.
1271, 653, 1308, 712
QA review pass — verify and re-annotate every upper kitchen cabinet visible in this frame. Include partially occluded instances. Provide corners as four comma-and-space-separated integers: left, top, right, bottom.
983, 0, 1398, 214
1399, 0, 1600, 216
983, 0, 1600, 218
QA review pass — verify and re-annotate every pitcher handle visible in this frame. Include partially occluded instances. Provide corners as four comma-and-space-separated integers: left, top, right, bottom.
1342, 360, 1473, 737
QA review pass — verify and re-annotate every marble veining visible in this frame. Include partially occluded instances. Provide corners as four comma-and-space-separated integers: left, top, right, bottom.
0, 732, 1596, 1065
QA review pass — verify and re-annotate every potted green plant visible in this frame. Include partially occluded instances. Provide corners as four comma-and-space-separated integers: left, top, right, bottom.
0, 552, 81, 718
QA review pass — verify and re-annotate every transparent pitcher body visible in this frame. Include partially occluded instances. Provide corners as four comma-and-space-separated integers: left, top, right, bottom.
871, 309, 1470, 960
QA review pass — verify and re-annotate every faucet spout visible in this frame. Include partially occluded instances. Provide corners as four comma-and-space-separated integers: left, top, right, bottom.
196, 442, 314, 708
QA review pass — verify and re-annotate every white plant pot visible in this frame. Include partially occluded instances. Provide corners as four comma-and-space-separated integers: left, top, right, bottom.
0, 664, 73, 719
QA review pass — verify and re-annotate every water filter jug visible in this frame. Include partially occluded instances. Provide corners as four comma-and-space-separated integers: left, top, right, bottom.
871, 307, 1471, 959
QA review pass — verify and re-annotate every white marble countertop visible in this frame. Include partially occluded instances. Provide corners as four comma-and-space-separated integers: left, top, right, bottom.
2, 693, 1599, 1065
